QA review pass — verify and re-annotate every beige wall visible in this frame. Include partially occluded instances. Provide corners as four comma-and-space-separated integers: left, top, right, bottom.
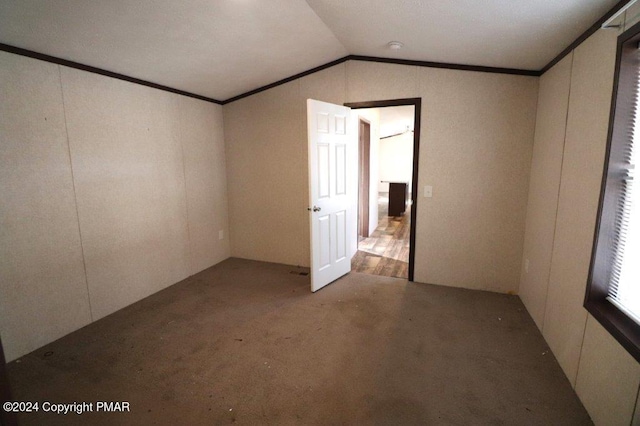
223, 82, 308, 267
415, 68, 538, 293
0, 51, 230, 361
378, 132, 413, 193
0, 52, 91, 363
518, 22, 640, 425
223, 64, 348, 268
223, 60, 538, 293
518, 53, 572, 331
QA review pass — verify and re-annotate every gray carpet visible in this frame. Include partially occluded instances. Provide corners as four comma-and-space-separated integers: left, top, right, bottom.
6, 258, 592, 425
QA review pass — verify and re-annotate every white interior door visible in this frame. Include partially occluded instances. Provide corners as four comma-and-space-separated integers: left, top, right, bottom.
307, 99, 356, 292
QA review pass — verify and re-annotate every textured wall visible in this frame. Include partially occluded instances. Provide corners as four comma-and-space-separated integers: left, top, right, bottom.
178, 96, 230, 276
543, 29, 616, 387
414, 68, 538, 293
60, 68, 192, 321
224, 64, 348, 268
519, 53, 573, 330
0, 53, 92, 362
0, 51, 230, 361
378, 132, 413, 193
223, 81, 308, 267
223, 60, 538, 293
518, 23, 640, 426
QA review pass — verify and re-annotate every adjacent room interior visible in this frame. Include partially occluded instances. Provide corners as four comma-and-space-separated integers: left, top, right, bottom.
351, 105, 416, 279
1, 1, 640, 425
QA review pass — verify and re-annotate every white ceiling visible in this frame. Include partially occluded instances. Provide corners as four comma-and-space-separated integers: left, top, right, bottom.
307, 0, 621, 71
0, 0, 621, 101
0, 0, 348, 100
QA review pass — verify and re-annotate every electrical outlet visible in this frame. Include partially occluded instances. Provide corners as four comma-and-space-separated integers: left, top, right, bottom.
219, 230, 224, 240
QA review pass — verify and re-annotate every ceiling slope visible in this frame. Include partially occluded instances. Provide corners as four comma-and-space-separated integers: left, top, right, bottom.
0, 0, 348, 100
306, 0, 621, 70
0, 0, 623, 100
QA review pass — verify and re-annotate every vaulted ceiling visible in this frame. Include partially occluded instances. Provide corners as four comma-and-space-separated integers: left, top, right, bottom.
0, 0, 621, 101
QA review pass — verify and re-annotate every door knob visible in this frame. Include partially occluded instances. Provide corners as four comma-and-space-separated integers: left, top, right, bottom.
307, 206, 321, 212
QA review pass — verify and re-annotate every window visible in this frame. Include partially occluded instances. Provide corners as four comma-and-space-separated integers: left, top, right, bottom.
586, 21, 640, 363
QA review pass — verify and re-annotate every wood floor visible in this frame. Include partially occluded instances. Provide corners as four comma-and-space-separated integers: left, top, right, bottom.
352, 196, 410, 279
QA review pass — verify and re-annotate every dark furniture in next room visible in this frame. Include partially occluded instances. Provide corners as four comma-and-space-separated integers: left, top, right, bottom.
388, 182, 408, 217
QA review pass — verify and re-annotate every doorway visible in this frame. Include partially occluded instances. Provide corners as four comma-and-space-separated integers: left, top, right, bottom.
345, 99, 421, 281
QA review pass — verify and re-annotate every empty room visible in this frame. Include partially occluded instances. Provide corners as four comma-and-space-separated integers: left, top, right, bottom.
2, 1, 640, 425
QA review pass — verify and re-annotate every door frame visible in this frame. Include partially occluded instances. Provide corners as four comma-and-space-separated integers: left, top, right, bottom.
344, 98, 421, 282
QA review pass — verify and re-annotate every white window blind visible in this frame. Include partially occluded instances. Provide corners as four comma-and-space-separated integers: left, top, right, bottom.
607, 58, 640, 325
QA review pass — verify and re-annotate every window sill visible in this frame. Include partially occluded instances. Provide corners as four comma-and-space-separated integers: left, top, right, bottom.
585, 298, 640, 363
